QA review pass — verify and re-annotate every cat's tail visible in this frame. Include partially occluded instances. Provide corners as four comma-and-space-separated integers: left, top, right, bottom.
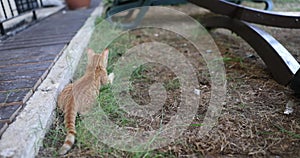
58, 97, 77, 155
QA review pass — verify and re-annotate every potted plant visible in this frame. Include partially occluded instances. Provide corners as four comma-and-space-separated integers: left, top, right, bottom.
65, 0, 91, 10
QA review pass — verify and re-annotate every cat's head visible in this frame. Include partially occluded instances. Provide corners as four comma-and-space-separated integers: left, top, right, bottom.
86, 48, 109, 71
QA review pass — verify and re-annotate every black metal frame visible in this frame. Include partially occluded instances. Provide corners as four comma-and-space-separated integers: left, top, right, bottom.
0, 0, 43, 35
188, 0, 300, 93
15, 0, 39, 14
105, 0, 300, 94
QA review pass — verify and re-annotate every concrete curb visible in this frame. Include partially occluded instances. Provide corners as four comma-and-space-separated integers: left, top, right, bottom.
0, 4, 103, 158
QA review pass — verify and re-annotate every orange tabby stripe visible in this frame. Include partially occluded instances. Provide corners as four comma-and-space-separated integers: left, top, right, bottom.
65, 140, 73, 146
68, 130, 76, 135
66, 123, 75, 129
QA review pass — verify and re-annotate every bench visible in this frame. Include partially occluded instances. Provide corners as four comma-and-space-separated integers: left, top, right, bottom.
105, 0, 273, 17
105, 0, 273, 29
104, 0, 300, 94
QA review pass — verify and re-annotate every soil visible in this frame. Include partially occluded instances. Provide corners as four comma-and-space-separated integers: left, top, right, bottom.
39, 2, 300, 158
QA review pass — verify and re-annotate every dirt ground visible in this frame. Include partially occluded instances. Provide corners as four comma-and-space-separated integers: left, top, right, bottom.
39, 2, 300, 157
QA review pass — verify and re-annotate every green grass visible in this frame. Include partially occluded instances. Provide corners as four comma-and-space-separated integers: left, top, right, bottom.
230, 0, 300, 11
274, 0, 300, 3
132, 151, 177, 158
274, 124, 300, 139
41, 15, 140, 156
256, 131, 275, 136
103, 0, 114, 5
98, 84, 135, 126
222, 56, 243, 63
72, 22, 139, 154
190, 123, 204, 127
39, 109, 69, 156
131, 64, 149, 80
42, 16, 180, 157
94, 16, 104, 26
238, 103, 246, 108
164, 78, 181, 91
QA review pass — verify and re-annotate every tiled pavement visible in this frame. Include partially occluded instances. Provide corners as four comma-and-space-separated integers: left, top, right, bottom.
0, 0, 101, 136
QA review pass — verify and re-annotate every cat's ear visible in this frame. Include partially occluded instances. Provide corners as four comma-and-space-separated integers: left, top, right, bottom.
87, 48, 95, 61
100, 49, 109, 68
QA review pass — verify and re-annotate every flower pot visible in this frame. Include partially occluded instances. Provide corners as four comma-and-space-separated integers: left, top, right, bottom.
65, 0, 91, 10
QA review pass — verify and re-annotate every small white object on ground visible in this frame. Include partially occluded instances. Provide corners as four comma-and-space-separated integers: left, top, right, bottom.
206, 49, 212, 53
108, 73, 114, 84
284, 99, 295, 115
194, 88, 201, 96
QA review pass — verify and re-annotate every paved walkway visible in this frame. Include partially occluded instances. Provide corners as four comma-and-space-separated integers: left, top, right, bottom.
0, 0, 101, 136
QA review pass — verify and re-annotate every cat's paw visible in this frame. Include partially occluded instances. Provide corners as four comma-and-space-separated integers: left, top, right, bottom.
108, 73, 114, 84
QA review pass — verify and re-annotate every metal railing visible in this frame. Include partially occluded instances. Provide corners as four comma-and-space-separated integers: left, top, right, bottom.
0, 0, 43, 35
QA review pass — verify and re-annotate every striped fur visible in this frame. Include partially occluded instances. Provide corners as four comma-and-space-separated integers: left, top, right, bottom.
57, 48, 113, 155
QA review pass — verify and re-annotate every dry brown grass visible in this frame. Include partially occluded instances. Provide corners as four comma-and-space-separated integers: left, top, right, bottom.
39, 2, 300, 157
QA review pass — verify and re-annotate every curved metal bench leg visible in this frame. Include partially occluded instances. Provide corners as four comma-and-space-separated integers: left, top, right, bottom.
225, 0, 273, 10
253, 0, 273, 10
200, 15, 300, 86
189, 0, 299, 28
290, 71, 300, 95
225, 0, 242, 4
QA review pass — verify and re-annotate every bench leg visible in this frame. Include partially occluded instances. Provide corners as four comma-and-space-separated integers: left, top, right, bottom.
225, 0, 273, 10
200, 15, 300, 86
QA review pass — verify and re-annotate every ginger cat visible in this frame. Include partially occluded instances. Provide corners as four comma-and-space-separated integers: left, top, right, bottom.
57, 48, 114, 155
